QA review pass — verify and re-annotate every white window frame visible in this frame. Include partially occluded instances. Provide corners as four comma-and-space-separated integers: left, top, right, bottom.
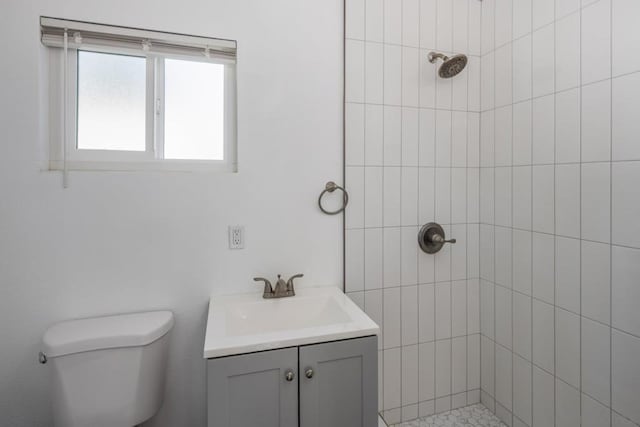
45, 19, 237, 173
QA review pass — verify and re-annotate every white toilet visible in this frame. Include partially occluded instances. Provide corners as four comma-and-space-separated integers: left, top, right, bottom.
41, 311, 174, 427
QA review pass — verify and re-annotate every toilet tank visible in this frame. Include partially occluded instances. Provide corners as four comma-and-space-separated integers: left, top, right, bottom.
42, 311, 174, 427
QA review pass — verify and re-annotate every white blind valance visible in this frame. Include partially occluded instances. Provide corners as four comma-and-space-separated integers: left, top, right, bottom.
40, 17, 237, 62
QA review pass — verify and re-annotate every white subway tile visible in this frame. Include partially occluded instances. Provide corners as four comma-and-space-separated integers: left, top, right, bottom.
532, 95, 555, 164
402, 345, 419, 405
366, 0, 384, 41
532, 165, 554, 234
365, 104, 384, 165
346, 0, 365, 40
513, 229, 532, 296
513, 100, 532, 165
451, 168, 467, 224
452, 336, 467, 394
555, 236, 581, 313
612, 0, 640, 76
513, 292, 532, 361
435, 339, 452, 397
582, 317, 611, 405
419, 341, 436, 401
555, 164, 581, 239
533, 299, 555, 373
384, 287, 402, 348
532, 231, 555, 304
346, 229, 365, 292
346, 166, 365, 228
612, 162, 640, 248
402, 47, 420, 107
451, 279, 467, 336
365, 228, 384, 290
401, 167, 419, 226
582, 80, 611, 162
556, 379, 581, 427
555, 308, 581, 388
419, 0, 437, 49
555, 88, 581, 164
581, 240, 611, 325
495, 345, 513, 410
513, 354, 532, 425
402, 107, 420, 166
402, 286, 419, 345
532, 24, 555, 97
435, 110, 452, 167
419, 284, 435, 342
436, 0, 453, 52
494, 0, 513, 48
365, 42, 384, 104
383, 166, 401, 226
495, 285, 513, 349
612, 72, 640, 161
468, 334, 481, 389
384, 347, 402, 409
612, 330, 640, 425
481, 0, 495, 54
384, 106, 402, 166
513, 166, 532, 230
582, 0, 611, 85
532, 366, 555, 427
582, 393, 611, 427
402, 0, 420, 47
582, 162, 611, 243
494, 106, 513, 167
345, 40, 365, 102
384, 227, 402, 287
533, 0, 555, 29
401, 226, 419, 286
555, 13, 581, 92
513, 35, 533, 103
435, 282, 452, 339
384, 44, 402, 105
612, 245, 640, 337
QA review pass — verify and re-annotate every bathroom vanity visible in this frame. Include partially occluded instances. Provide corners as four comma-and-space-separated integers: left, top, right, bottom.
203, 287, 379, 427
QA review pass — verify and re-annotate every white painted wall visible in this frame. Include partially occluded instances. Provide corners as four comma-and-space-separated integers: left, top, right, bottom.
0, 1, 344, 426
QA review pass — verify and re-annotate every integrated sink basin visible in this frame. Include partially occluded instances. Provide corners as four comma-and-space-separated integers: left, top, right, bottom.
203, 286, 379, 358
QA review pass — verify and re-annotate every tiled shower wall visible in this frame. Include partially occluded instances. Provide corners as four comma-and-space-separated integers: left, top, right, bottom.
478, 0, 640, 426
344, 0, 483, 424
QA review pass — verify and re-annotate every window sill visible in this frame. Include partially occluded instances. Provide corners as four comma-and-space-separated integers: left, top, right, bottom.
48, 159, 237, 173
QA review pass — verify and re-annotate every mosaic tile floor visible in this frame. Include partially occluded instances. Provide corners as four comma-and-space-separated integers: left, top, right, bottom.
391, 404, 507, 427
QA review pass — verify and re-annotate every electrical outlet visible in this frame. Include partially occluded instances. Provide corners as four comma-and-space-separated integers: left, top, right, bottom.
228, 226, 244, 249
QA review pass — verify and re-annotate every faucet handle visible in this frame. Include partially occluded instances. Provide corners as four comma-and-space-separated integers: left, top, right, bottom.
253, 277, 273, 296
286, 274, 304, 293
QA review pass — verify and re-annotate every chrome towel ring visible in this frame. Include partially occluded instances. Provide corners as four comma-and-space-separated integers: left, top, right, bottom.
318, 181, 349, 215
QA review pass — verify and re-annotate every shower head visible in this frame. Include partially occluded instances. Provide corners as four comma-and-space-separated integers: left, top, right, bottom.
428, 51, 468, 78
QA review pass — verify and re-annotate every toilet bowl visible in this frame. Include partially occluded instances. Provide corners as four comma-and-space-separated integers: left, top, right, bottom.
41, 311, 174, 427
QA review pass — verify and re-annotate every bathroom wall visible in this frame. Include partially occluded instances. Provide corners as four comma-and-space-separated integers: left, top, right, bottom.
0, 1, 343, 426
479, 0, 640, 426
344, 0, 482, 423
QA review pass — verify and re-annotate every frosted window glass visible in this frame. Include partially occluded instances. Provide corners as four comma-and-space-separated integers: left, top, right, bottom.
164, 59, 225, 160
77, 51, 146, 151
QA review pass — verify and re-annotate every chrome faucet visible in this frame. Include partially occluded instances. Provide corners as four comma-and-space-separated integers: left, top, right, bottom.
253, 274, 304, 299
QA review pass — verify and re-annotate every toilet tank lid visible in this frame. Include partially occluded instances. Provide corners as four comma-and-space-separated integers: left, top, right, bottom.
42, 311, 174, 358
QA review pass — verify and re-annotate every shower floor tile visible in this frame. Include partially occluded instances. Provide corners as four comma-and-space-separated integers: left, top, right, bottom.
391, 404, 507, 427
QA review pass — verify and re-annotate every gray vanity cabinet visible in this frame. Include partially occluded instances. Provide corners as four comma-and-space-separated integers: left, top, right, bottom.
207, 336, 377, 427
299, 336, 377, 427
207, 347, 299, 427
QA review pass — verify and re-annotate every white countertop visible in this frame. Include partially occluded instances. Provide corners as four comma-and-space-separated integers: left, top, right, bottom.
203, 286, 379, 358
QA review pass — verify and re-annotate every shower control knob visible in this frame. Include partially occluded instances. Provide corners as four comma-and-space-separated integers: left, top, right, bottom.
418, 222, 456, 254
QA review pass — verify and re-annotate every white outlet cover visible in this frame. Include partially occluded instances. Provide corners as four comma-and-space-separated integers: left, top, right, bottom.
228, 226, 244, 249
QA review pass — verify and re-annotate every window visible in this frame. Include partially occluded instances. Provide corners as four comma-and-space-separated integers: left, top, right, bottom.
42, 17, 237, 172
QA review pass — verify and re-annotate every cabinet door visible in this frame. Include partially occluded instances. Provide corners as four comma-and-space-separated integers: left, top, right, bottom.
299, 336, 378, 427
207, 347, 298, 427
